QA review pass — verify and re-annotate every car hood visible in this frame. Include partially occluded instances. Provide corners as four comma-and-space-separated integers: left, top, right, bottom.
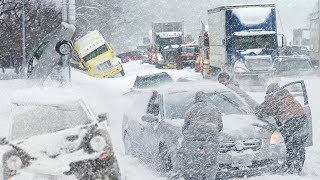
219, 114, 273, 141
11, 124, 93, 159
166, 114, 274, 141
277, 69, 316, 76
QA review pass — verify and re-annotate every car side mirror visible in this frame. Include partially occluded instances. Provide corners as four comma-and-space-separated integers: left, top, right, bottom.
97, 113, 108, 122
0, 137, 8, 145
141, 114, 158, 123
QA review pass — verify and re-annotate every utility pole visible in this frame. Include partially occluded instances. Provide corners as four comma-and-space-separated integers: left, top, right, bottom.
21, 0, 26, 74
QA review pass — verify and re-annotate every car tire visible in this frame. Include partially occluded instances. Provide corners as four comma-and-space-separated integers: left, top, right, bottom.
158, 142, 173, 173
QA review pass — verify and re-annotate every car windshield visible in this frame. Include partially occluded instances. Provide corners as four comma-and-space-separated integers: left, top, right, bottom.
83, 44, 108, 62
234, 34, 277, 50
164, 91, 248, 119
10, 101, 92, 141
133, 73, 173, 89
182, 47, 199, 53
278, 60, 312, 71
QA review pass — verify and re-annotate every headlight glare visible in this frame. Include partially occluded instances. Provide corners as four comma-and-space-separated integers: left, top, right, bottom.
6, 155, 22, 170
270, 131, 284, 145
234, 67, 247, 73
90, 135, 107, 152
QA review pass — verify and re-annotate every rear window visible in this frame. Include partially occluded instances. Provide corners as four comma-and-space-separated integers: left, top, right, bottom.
133, 73, 173, 89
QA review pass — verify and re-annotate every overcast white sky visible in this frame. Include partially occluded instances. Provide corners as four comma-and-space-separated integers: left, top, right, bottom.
53, 0, 319, 50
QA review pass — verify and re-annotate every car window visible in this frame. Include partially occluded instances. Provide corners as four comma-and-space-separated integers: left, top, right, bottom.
83, 44, 109, 62
278, 60, 312, 71
164, 91, 248, 119
147, 91, 160, 116
133, 73, 173, 89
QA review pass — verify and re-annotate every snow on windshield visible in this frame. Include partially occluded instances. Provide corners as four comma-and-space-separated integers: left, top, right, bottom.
10, 102, 92, 141
232, 7, 272, 25
164, 91, 248, 119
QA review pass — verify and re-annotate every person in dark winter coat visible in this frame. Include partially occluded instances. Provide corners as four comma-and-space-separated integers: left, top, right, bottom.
255, 83, 307, 174
173, 91, 222, 180
182, 91, 223, 140
218, 72, 259, 110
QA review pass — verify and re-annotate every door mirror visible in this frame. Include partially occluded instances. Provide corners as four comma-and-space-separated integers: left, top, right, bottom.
97, 112, 108, 122
0, 137, 8, 145
141, 114, 158, 123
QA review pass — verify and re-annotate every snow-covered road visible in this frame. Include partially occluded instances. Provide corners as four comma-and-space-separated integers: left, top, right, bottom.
0, 61, 319, 179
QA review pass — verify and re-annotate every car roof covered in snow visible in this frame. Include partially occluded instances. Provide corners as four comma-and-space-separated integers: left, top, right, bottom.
10, 88, 82, 106
149, 80, 230, 94
208, 3, 275, 14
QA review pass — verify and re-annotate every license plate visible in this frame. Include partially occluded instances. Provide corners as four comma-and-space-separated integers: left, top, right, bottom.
33, 174, 59, 180
231, 154, 253, 167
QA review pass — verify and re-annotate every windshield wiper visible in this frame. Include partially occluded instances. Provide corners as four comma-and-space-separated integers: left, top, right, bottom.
212, 92, 248, 114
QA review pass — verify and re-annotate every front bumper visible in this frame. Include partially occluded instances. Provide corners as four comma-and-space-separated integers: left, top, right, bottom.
97, 64, 123, 78
217, 139, 286, 178
12, 152, 120, 180
182, 60, 196, 67
173, 139, 286, 179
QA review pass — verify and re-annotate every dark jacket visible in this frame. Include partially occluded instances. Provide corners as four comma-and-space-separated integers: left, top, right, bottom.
255, 89, 305, 123
182, 93, 223, 141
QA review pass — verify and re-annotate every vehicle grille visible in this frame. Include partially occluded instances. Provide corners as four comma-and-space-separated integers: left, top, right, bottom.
96, 60, 112, 74
219, 139, 261, 153
246, 58, 272, 71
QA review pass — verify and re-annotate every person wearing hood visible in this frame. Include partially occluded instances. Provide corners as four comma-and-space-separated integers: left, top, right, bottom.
255, 83, 307, 174
173, 91, 222, 180
218, 72, 259, 110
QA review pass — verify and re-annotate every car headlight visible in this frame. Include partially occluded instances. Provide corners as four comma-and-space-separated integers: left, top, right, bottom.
89, 135, 107, 152
157, 53, 163, 61
6, 155, 22, 170
234, 67, 248, 73
270, 131, 284, 145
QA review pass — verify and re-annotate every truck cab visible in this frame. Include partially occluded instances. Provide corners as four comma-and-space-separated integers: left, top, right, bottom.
204, 4, 278, 84
74, 30, 124, 78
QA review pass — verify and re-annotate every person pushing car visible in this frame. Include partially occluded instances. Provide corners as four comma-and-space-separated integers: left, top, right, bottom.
255, 83, 307, 174
172, 91, 223, 180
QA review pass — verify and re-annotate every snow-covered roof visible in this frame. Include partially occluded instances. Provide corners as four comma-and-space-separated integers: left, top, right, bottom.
209, 3, 275, 14
232, 6, 273, 25
154, 81, 229, 94
10, 88, 82, 106
233, 30, 276, 36
74, 30, 106, 58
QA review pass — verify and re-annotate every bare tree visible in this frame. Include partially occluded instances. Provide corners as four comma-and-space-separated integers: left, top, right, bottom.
0, 0, 61, 73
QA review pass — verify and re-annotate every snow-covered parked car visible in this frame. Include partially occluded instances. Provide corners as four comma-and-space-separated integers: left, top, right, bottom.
0, 90, 121, 180
122, 81, 313, 179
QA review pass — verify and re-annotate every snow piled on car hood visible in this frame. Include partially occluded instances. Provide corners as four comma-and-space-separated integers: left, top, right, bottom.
220, 114, 272, 140
165, 114, 272, 141
13, 125, 88, 159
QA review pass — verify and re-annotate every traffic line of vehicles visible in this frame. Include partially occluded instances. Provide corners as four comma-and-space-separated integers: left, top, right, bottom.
138, 3, 318, 88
